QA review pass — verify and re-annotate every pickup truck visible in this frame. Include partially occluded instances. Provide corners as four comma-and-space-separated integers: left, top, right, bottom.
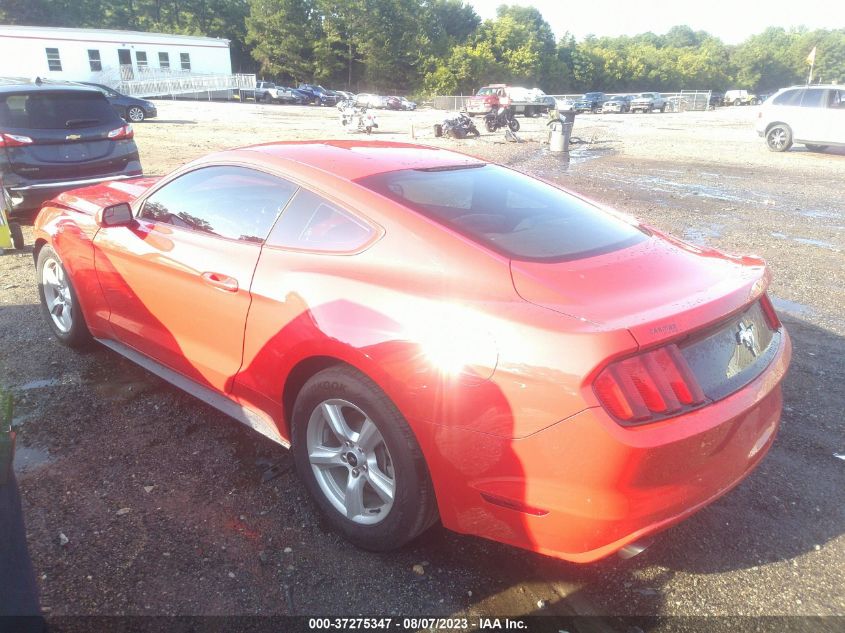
573, 92, 608, 113
465, 84, 549, 117
242, 81, 281, 103
630, 92, 668, 113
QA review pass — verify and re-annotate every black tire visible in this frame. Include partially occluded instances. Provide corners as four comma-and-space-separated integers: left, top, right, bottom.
805, 144, 828, 152
9, 222, 24, 250
484, 118, 496, 133
36, 245, 92, 349
660, 104, 666, 113
127, 106, 145, 122
766, 124, 793, 152
734, 99, 741, 106
469, 126, 480, 137
507, 118, 520, 132
291, 366, 438, 551
433, 123, 443, 138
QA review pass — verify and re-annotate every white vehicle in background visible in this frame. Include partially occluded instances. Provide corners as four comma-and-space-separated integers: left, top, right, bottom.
554, 96, 577, 111
756, 85, 845, 152
724, 89, 759, 106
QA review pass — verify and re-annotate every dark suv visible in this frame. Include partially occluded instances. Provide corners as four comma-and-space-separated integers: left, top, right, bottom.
0, 82, 142, 215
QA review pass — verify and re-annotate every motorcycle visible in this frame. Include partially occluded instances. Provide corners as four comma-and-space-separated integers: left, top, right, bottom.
339, 103, 378, 134
484, 106, 520, 133
434, 112, 480, 139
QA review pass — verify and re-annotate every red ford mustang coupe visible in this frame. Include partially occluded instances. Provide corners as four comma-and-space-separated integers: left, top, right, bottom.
32, 140, 791, 562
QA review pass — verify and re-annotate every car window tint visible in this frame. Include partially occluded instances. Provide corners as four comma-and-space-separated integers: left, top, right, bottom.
267, 189, 374, 252
141, 166, 297, 244
800, 89, 825, 108
773, 89, 802, 106
0, 92, 119, 129
829, 90, 844, 108
359, 165, 646, 261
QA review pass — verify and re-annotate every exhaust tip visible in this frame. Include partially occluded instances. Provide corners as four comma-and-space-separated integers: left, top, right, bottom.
618, 538, 654, 560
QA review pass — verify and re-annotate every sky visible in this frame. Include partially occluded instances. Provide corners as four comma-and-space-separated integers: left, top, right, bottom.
467, 0, 845, 44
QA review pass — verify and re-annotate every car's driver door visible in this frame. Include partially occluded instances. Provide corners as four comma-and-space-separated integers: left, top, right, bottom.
93, 165, 298, 393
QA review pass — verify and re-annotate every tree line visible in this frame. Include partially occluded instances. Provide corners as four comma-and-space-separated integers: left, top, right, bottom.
1, 0, 843, 96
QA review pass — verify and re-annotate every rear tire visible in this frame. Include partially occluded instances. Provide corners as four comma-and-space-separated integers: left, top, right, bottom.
766, 124, 793, 152
127, 106, 145, 122
36, 245, 92, 349
9, 222, 23, 250
291, 366, 438, 551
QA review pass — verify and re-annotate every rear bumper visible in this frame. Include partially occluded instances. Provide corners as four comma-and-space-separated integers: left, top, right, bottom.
420, 328, 791, 563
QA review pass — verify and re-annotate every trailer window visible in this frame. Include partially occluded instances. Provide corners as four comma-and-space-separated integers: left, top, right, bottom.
88, 50, 102, 72
45, 48, 62, 72
180, 53, 191, 71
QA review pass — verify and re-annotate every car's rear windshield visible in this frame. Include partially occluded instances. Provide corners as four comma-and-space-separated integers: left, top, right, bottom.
0, 91, 119, 130
358, 165, 646, 261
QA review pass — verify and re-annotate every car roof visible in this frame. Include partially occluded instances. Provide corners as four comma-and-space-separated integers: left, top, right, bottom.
0, 81, 103, 95
229, 140, 485, 181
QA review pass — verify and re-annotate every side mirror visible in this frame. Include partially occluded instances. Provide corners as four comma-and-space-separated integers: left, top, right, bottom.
96, 202, 133, 227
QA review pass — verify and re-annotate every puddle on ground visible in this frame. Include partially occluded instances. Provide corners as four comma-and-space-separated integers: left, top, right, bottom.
13, 444, 53, 474
799, 209, 842, 221
594, 172, 751, 204
683, 223, 725, 245
17, 378, 64, 390
770, 232, 840, 251
770, 297, 815, 317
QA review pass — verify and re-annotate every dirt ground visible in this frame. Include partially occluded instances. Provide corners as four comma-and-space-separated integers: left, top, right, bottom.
1, 100, 843, 627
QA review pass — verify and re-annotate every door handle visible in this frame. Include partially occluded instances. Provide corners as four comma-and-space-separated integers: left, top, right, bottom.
201, 271, 239, 293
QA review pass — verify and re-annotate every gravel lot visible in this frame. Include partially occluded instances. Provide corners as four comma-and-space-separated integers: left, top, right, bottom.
1, 100, 843, 627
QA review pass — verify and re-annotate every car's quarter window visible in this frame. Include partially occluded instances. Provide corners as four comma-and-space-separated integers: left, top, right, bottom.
828, 89, 844, 108
266, 189, 374, 252
773, 89, 802, 106
140, 166, 298, 244
359, 165, 646, 262
800, 89, 826, 108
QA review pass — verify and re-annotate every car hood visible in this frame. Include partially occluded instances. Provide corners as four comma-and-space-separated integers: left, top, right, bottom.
510, 232, 769, 347
50, 176, 160, 215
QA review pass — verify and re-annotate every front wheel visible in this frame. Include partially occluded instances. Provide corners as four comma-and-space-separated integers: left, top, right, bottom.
36, 245, 92, 348
507, 118, 520, 132
292, 366, 438, 551
484, 118, 496, 133
127, 106, 145, 122
766, 124, 793, 152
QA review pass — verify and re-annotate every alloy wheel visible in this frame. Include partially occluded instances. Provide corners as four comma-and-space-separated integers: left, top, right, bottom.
42, 258, 73, 333
306, 399, 396, 525
128, 107, 145, 122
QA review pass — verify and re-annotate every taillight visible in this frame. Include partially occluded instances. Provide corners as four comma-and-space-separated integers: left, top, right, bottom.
759, 292, 781, 330
593, 343, 706, 424
107, 124, 134, 140
0, 132, 34, 147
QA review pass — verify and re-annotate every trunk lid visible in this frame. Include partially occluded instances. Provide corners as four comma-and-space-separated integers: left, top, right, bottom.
510, 232, 768, 348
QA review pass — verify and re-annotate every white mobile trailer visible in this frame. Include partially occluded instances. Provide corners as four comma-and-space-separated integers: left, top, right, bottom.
0, 25, 232, 95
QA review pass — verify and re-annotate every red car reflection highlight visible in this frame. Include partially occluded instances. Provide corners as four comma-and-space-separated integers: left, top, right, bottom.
32, 140, 790, 562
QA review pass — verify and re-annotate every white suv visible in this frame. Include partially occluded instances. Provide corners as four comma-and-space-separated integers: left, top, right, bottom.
756, 85, 845, 152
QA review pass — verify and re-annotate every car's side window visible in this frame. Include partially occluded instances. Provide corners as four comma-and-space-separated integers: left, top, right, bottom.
773, 89, 802, 106
800, 89, 825, 108
140, 166, 298, 244
266, 189, 375, 252
828, 90, 844, 109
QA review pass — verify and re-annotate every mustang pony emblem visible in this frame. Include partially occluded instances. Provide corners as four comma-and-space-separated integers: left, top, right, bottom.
736, 321, 758, 357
